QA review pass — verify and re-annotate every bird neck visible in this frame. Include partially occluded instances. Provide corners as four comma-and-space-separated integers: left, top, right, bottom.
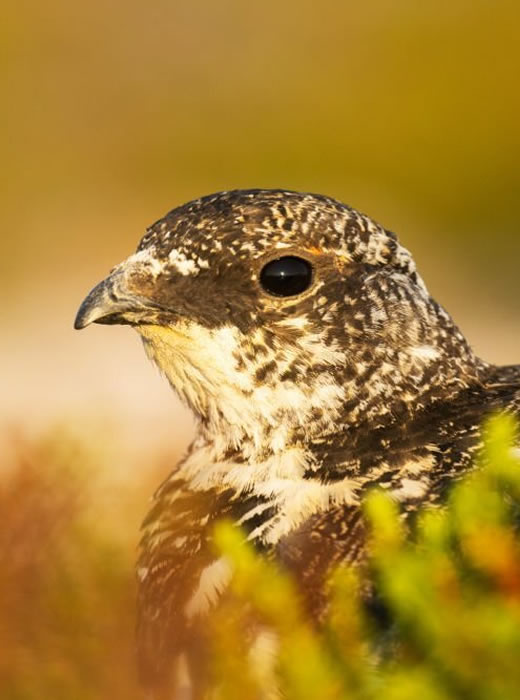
198, 323, 485, 463
138, 312, 485, 466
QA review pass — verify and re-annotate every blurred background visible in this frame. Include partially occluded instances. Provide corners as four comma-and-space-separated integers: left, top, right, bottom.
2, 0, 519, 697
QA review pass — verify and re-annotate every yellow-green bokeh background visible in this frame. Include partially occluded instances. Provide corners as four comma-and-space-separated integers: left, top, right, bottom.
3, 0, 520, 442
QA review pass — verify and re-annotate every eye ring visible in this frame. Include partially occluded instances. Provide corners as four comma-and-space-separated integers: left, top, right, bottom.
259, 256, 314, 297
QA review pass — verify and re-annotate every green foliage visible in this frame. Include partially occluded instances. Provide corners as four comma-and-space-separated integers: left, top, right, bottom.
213, 414, 520, 699
1, 416, 519, 698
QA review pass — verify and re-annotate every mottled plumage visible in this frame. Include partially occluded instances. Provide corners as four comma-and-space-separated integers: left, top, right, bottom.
75, 189, 520, 695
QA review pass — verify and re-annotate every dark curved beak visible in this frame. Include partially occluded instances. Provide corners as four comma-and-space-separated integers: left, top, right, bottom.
74, 268, 162, 330
74, 275, 126, 329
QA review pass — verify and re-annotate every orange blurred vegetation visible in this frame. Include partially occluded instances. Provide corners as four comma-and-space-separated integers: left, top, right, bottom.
0, 430, 178, 699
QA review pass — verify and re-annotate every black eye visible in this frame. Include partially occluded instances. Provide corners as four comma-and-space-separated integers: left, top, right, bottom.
259, 256, 313, 297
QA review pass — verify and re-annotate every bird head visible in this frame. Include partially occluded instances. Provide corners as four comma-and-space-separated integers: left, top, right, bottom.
75, 190, 479, 459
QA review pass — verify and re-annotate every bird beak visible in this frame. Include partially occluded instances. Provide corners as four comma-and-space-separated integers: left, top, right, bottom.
74, 266, 160, 330
75, 273, 122, 329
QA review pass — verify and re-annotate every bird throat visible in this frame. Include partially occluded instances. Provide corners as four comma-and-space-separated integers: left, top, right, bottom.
137, 313, 483, 464
137, 321, 349, 461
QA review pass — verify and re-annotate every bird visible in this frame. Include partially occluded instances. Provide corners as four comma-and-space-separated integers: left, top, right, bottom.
75, 189, 520, 696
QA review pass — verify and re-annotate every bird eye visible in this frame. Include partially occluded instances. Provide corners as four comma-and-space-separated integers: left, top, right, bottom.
259, 256, 313, 297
